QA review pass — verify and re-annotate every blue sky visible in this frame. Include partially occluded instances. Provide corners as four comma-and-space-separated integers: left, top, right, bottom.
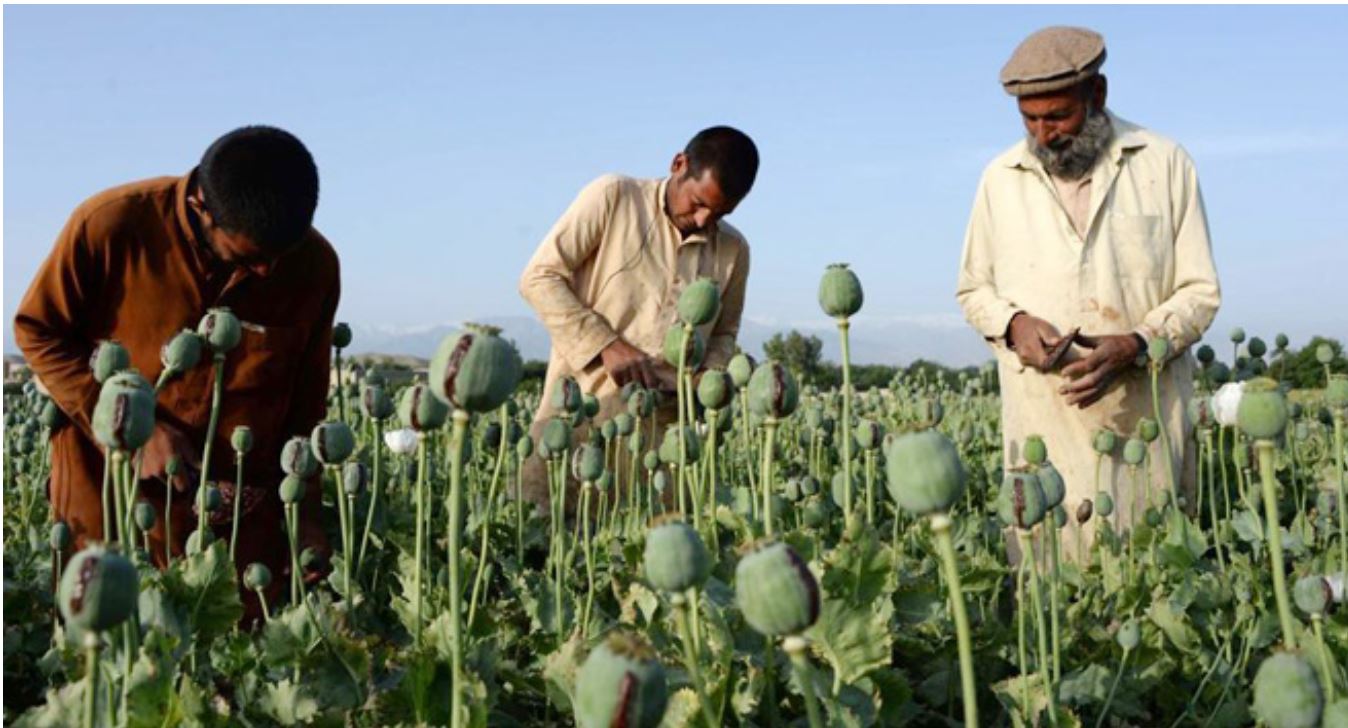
5, 5, 1346, 364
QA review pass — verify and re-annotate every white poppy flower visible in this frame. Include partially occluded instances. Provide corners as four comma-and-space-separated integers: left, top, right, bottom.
383, 428, 420, 455
1211, 382, 1245, 428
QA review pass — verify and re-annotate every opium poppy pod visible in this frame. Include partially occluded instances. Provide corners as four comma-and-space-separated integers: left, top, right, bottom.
58, 545, 138, 632
197, 307, 242, 353
159, 329, 203, 377
551, 375, 584, 414
92, 371, 156, 451
50, 521, 72, 551
614, 413, 636, 437
644, 517, 710, 592
1196, 344, 1215, 365
854, 419, 884, 450
747, 361, 799, 419
642, 450, 660, 471
1092, 429, 1118, 455
997, 469, 1047, 530
735, 541, 820, 637
429, 324, 523, 413
1123, 438, 1147, 467
1294, 576, 1332, 616
818, 262, 864, 318
599, 421, 616, 442
1116, 619, 1141, 650
244, 563, 272, 591
133, 501, 156, 532
658, 425, 701, 464
332, 322, 352, 349
1022, 434, 1048, 466
231, 426, 254, 455
1230, 327, 1246, 345
1238, 377, 1289, 440
361, 384, 395, 421
1252, 652, 1323, 728
696, 369, 733, 410
398, 384, 449, 432
1148, 337, 1170, 363
1316, 344, 1334, 365
574, 443, 606, 483
677, 277, 721, 327
884, 430, 966, 516
311, 421, 356, 465
542, 417, 572, 456
1138, 417, 1160, 443
279, 474, 307, 505
662, 325, 705, 370
582, 394, 600, 419
1037, 462, 1066, 510
573, 632, 669, 728
515, 435, 534, 459
280, 436, 319, 478
1095, 492, 1115, 518
727, 353, 755, 389
38, 397, 66, 430
90, 339, 131, 384
1247, 337, 1267, 359
342, 462, 368, 496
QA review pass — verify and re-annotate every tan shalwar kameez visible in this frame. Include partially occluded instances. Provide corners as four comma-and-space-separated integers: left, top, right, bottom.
518, 174, 750, 505
956, 112, 1221, 549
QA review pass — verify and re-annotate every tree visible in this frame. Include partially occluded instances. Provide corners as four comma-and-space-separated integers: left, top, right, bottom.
763, 330, 824, 382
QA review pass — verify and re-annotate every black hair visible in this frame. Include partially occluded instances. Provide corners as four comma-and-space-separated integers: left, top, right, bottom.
198, 126, 319, 252
683, 126, 759, 203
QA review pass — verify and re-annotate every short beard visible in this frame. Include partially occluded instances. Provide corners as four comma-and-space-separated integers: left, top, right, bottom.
1028, 108, 1113, 180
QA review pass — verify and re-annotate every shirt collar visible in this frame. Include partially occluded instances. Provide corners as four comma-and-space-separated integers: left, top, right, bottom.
1004, 109, 1148, 172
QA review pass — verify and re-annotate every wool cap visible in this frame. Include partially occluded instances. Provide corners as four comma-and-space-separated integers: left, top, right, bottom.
1000, 26, 1106, 97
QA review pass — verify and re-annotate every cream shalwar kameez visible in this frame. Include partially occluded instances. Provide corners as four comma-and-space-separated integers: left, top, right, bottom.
518, 174, 750, 504
956, 112, 1221, 546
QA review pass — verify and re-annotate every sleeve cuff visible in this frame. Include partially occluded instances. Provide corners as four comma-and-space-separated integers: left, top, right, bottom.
560, 323, 620, 372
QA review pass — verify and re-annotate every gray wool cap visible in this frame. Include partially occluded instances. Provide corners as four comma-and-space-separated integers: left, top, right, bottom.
1000, 26, 1106, 97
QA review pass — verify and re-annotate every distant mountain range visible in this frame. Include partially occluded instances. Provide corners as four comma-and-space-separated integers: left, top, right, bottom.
347, 314, 992, 368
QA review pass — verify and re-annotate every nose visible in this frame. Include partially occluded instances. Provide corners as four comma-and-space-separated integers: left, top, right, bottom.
693, 209, 713, 230
1033, 121, 1056, 149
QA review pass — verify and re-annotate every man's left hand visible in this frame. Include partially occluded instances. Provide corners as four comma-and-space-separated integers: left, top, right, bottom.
1058, 333, 1142, 408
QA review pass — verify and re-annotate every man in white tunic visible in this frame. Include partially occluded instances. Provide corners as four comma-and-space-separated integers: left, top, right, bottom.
956, 26, 1221, 542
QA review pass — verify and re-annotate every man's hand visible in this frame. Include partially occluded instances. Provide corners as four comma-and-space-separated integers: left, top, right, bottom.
600, 338, 663, 390
140, 421, 201, 492
1058, 334, 1143, 408
1007, 312, 1064, 372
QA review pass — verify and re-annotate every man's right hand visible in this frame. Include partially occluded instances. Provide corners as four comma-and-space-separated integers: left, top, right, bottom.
1007, 312, 1064, 372
139, 421, 202, 492
600, 338, 663, 390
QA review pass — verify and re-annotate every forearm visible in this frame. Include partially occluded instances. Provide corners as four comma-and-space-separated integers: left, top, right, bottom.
13, 318, 100, 438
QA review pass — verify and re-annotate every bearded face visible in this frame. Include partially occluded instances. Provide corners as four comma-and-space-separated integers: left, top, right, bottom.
1027, 107, 1114, 180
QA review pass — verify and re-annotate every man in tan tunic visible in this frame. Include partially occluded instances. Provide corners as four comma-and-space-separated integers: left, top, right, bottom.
519, 126, 757, 504
956, 27, 1221, 542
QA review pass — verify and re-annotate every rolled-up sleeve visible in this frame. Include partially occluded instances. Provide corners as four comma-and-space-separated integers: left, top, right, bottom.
704, 239, 749, 370
956, 172, 1022, 344
519, 177, 621, 371
1134, 148, 1220, 353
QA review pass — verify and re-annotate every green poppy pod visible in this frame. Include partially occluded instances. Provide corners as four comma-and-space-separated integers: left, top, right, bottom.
915, 397, 945, 428
573, 631, 669, 728
92, 371, 156, 451
58, 545, 138, 632
1233, 440, 1251, 469
90, 340, 131, 384
804, 407, 824, 430
658, 425, 701, 464
1326, 374, 1348, 409
800, 475, 821, 497
1196, 345, 1215, 365
1051, 505, 1068, 529
429, 325, 523, 413
342, 462, 367, 496
1123, 438, 1147, 466
884, 430, 966, 515
280, 437, 319, 478
662, 325, 706, 370
644, 517, 710, 592
783, 477, 802, 501
600, 420, 616, 441
855, 419, 884, 450
596, 471, 614, 491
133, 501, 156, 532
1147, 336, 1170, 364
159, 329, 203, 376
997, 469, 1046, 529
696, 369, 733, 410
50, 521, 72, 551
201, 485, 223, 512
830, 470, 860, 510
244, 563, 272, 591
552, 376, 583, 414
735, 541, 820, 637
279, 474, 307, 505
332, 322, 352, 349
542, 418, 572, 456
1092, 429, 1117, 455
732, 486, 754, 516
1293, 576, 1331, 616
1316, 344, 1334, 365
1238, 377, 1289, 440
231, 426, 254, 455
310, 421, 355, 465
197, 307, 242, 353
515, 435, 534, 459
1022, 435, 1048, 466
627, 430, 646, 454
727, 353, 755, 388
1253, 652, 1323, 728
1037, 463, 1066, 509
1116, 619, 1141, 650
1250, 358, 1268, 376
582, 394, 600, 419
627, 388, 655, 418
643, 450, 659, 471
652, 469, 670, 495
614, 413, 636, 437
1247, 337, 1267, 358
38, 397, 66, 429
677, 277, 721, 327
574, 443, 606, 483
483, 422, 504, 449
1275, 333, 1289, 351
1230, 328, 1246, 344
747, 361, 800, 419
818, 263, 864, 319
1075, 499, 1093, 525
360, 384, 395, 421
398, 384, 449, 431
1144, 508, 1162, 527
1209, 362, 1231, 385
1095, 492, 1115, 517
802, 495, 831, 528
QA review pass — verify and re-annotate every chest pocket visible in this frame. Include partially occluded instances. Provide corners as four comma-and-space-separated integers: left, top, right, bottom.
223, 323, 306, 394
1108, 214, 1166, 279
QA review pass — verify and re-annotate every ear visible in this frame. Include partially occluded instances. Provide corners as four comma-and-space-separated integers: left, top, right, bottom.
1092, 75, 1108, 112
670, 152, 687, 176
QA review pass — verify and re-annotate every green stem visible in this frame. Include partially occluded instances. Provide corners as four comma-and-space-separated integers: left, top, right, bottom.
1048, 523, 1063, 684
198, 356, 226, 541
468, 406, 510, 629
447, 411, 469, 728
1333, 412, 1346, 580
357, 419, 383, 575
414, 435, 427, 649
785, 636, 825, 728
677, 326, 691, 518
1255, 440, 1297, 650
230, 454, 245, 564
839, 318, 854, 525
932, 514, 978, 727
761, 419, 779, 537
1150, 361, 1176, 495
580, 483, 595, 639
1094, 647, 1131, 728
1020, 530, 1057, 726
83, 634, 99, 728
1312, 616, 1336, 703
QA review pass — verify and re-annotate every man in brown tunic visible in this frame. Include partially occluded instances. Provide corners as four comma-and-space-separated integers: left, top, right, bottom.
14, 126, 339, 621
